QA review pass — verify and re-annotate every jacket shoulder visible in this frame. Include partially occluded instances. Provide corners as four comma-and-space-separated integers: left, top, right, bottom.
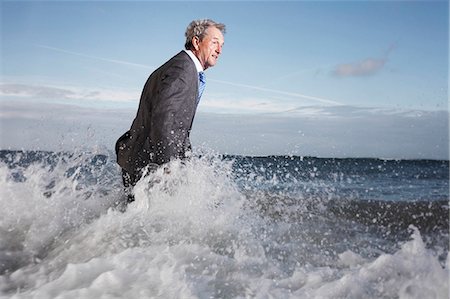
162, 51, 196, 74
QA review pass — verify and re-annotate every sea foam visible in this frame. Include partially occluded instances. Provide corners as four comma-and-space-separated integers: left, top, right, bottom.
0, 151, 448, 298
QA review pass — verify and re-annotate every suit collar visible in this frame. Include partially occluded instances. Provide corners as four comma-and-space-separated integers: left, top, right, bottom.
184, 50, 204, 73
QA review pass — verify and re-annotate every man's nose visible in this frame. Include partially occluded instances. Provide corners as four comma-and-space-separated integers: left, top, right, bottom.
216, 44, 222, 54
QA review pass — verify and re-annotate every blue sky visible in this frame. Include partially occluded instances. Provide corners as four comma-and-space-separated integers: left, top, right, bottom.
1, 1, 449, 159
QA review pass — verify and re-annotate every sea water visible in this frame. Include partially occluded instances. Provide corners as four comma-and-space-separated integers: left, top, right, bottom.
0, 150, 448, 298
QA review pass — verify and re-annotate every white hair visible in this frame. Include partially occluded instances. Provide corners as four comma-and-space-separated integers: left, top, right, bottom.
184, 19, 226, 50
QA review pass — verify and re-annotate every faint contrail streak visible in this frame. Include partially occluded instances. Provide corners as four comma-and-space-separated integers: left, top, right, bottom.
210, 79, 342, 105
36, 44, 341, 105
35, 44, 154, 69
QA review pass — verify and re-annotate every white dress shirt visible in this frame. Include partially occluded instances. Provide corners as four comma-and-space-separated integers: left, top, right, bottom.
184, 49, 204, 73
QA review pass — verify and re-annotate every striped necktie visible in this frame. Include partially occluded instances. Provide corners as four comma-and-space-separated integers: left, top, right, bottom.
197, 71, 206, 104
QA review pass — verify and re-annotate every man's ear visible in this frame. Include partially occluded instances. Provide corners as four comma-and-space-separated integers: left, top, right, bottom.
192, 36, 200, 51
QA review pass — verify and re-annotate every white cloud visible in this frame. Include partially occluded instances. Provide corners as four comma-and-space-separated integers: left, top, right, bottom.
332, 57, 387, 77
0, 83, 139, 103
192, 107, 449, 159
0, 101, 134, 152
332, 44, 396, 78
1, 100, 448, 160
0, 83, 75, 99
199, 95, 298, 114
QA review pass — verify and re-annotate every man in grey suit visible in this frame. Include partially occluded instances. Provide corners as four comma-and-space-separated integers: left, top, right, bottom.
115, 19, 226, 202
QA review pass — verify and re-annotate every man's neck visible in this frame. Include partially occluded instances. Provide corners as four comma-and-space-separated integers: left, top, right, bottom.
184, 49, 204, 72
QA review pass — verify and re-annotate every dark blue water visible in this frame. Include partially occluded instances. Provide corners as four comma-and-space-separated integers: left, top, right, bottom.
227, 155, 449, 253
229, 155, 449, 202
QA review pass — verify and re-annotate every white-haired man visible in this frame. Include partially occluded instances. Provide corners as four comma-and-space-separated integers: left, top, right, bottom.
116, 19, 225, 202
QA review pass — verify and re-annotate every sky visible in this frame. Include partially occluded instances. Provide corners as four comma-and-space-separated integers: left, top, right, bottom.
0, 0, 449, 159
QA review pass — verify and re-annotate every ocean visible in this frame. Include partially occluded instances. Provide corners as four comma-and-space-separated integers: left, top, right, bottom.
0, 149, 448, 298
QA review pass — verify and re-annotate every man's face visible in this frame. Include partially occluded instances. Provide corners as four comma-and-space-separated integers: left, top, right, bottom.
192, 26, 224, 70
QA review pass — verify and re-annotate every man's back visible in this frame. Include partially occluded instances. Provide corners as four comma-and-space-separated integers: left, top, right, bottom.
116, 51, 198, 175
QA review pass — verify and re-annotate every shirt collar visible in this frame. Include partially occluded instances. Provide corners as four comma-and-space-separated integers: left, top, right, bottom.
184, 50, 204, 73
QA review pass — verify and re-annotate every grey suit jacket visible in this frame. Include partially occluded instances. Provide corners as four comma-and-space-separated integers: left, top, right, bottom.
115, 51, 199, 175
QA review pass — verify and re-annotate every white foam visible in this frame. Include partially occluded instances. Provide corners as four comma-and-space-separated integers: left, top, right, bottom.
0, 155, 116, 258
0, 153, 448, 298
297, 226, 449, 299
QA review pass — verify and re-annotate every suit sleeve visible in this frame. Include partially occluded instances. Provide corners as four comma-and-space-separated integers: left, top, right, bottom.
150, 66, 196, 165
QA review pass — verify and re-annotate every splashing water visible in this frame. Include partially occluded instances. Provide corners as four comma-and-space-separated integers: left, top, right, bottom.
0, 150, 448, 298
